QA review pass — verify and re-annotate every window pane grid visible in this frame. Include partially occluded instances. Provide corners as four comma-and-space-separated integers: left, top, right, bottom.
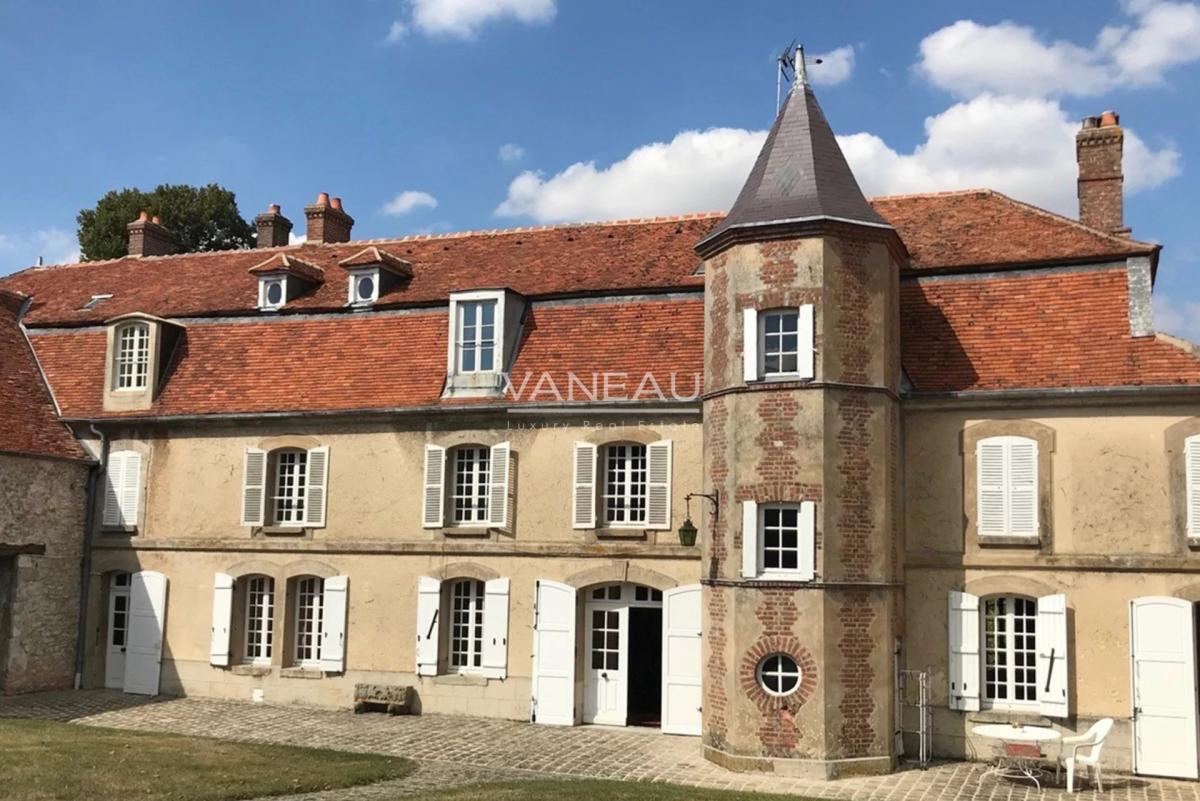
115, 324, 150, 390
762, 505, 800, 572
450, 580, 484, 669
244, 576, 274, 663
603, 444, 647, 525
590, 608, 620, 671
293, 577, 323, 665
273, 451, 308, 525
453, 447, 491, 524
758, 654, 801, 696
984, 595, 1037, 705
457, 301, 497, 373
762, 311, 799, 376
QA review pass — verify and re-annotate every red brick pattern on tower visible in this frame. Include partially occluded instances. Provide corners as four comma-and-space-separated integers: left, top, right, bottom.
739, 635, 819, 756
837, 592, 877, 755
704, 584, 730, 747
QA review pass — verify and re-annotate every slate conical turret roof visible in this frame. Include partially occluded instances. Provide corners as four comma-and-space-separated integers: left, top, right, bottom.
696, 79, 890, 257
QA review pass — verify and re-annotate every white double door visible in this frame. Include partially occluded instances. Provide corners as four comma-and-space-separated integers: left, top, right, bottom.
1130, 596, 1200, 779
584, 600, 629, 725
106, 570, 168, 695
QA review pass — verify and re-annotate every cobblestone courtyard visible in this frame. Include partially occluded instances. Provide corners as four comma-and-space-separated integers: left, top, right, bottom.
2, 691, 1198, 801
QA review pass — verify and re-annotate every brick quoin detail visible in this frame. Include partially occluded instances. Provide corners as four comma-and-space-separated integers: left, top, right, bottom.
836, 390, 874, 581
754, 587, 799, 635
704, 585, 730, 747
707, 396, 729, 579
754, 392, 800, 484
739, 637, 818, 756
708, 257, 731, 393
760, 241, 799, 291
837, 593, 877, 756
832, 238, 871, 385
734, 484, 823, 503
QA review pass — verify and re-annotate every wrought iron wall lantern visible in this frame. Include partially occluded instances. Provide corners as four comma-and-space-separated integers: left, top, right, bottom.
679, 490, 719, 547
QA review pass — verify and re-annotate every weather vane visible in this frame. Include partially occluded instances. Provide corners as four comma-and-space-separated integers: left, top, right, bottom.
776, 41, 823, 113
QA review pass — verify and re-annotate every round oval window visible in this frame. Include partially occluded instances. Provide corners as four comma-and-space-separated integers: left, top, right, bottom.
757, 653, 801, 697
356, 275, 375, 301
266, 282, 283, 305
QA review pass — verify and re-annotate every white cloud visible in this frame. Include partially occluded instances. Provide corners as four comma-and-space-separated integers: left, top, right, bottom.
383, 20, 408, 44
288, 231, 307, 246
810, 45, 855, 86
498, 143, 526, 162
1153, 294, 1200, 343
380, 190, 439, 216
917, 1, 1200, 97
0, 228, 79, 274
395, 0, 555, 40
494, 95, 1180, 224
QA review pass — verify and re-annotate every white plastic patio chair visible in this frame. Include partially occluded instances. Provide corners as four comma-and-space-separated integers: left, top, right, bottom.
1056, 718, 1114, 792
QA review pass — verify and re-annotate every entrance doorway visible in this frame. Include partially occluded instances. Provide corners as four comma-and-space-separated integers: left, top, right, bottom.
583, 583, 662, 727
1130, 596, 1199, 779
105, 572, 130, 689
628, 606, 663, 726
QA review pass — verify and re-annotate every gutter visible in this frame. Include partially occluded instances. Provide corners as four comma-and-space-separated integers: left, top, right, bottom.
903, 383, 1200, 409
73, 423, 108, 690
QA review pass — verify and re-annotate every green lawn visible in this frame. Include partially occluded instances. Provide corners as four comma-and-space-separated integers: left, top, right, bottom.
0, 718, 412, 801
417, 780, 798, 800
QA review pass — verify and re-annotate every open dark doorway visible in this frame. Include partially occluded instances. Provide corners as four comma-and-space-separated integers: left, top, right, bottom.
627, 606, 662, 727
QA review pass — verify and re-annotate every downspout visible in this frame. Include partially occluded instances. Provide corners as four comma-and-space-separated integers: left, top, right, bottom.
73, 423, 108, 689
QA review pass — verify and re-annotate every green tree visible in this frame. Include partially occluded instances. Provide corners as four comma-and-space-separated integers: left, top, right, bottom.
76, 183, 255, 260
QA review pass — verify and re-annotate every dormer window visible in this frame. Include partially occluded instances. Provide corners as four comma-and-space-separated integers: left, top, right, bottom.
349, 271, 379, 306
114, 322, 150, 390
458, 299, 496, 373
443, 289, 525, 399
249, 254, 325, 312
339, 247, 412, 309
259, 277, 287, 311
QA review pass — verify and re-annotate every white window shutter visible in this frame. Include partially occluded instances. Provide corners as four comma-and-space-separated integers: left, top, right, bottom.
209, 572, 234, 667
798, 501, 816, 581
741, 500, 759, 579
304, 446, 329, 528
572, 442, 597, 530
319, 575, 348, 672
102, 451, 126, 527
742, 308, 758, 383
415, 576, 441, 676
482, 577, 510, 679
798, 304, 815, 379
977, 440, 1007, 536
241, 448, 267, 526
948, 591, 981, 712
422, 445, 446, 529
646, 440, 673, 530
120, 451, 141, 526
1008, 439, 1038, 537
488, 442, 512, 531
1186, 437, 1200, 538
1037, 593, 1069, 718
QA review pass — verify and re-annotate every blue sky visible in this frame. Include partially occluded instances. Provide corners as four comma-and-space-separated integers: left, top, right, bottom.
2, 0, 1199, 338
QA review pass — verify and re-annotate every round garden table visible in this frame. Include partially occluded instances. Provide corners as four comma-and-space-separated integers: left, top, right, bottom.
972, 723, 1061, 789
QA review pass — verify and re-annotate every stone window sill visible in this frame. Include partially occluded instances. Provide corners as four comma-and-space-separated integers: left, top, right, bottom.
1188, 538, 1200, 551
280, 667, 324, 680
977, 535, 1041, 547
967, 708, 1049, 726
432, 672, 489, 687
101, 526, 138, 536
232, 664, 272, 677
261, 526, 308, 537
595, 528, 648, 541
441, 527, 492, 539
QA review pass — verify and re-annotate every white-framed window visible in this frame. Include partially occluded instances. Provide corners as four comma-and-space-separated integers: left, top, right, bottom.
347, 269, 379, 307
452, 446, 491, 525
740, 500, 816, 581
449, 579, 485, 671
114, 322, 151, 390
258, 277, 287, 311
446, 291, 507, 382
457, 299, 497, 373
102, 450, 143, 529
757, 654, 801, 697
760, 504, 801, 574
977, 435, 1038, 538
761, 309, 800, 376
271, 450, 307, 525
292, 576, 324, 666
244, 575, 274, 664
1186, 435, 1200, 539
982, 595, 1038, 708
603, 443, 647, 526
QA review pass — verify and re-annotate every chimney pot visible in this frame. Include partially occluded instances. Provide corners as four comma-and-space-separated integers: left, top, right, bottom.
268, 203, 281, 214
1076, 110, 1129, 237
255, 203, 293, 248
127, 213, 176, 257
316, 192, 330, 205
138, 210, 150, 222
304, 193, 354, 244
331, 197, 343, 211
1100, 110, 1120, 127
151, 215, 162, 225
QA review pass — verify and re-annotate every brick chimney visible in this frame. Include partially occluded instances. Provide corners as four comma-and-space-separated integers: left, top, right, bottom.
255, 203, 293, 248
304, 192, 354, 244
126, 211, 177, 257
1076, 111, 1130, 237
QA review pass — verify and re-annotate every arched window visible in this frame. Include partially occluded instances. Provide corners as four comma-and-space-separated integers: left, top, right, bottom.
243, 575, 274, 664
291, 576, 324, 667
983, 595, 1038, 707
114, 322, 150, 390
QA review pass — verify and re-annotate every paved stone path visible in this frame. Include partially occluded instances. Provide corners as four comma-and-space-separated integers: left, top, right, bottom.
3, 690, 1199, 800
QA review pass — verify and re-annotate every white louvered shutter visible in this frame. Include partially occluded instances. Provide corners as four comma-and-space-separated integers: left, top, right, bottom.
798, 304, 815, 379
241, 448, 267, 526
120, 452, 141, 526
320, 575, 348, 672
422, 445, 446, 529
1008, 439, 1038, 537
415, 576, 441, 676
977, 440, 1007, 536
646, 440, 673, 530
1037, 593, 1069, 718
572, 442, 597, 529
304, 446, 329, 528
209, 572, 234, 667
743, 308, 758, 382
482, 577, 510, 679
488, 442, 512, 531
948, 591, 981, 712
1187, 437, 1200, 538
741, 500, 759, 578
102, 451, 124, 528
798, 501, 816, 581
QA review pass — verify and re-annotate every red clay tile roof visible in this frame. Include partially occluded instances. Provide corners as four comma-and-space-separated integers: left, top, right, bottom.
902, 267, 1200, 392
29, 297, 704, 419
247, 253, 325, 283
874, 190, 1156, 272
0, 291, 87, 459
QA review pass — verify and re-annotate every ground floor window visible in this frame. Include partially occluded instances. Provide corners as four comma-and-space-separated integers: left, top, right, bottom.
293, 577, 324, 666
983, 595, 1037, 707
449, 579, 484, 670
244, 576, 274, 663
757, 653, 801, 697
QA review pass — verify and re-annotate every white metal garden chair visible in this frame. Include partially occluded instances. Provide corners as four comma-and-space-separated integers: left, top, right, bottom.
1056, 718, 1114, 792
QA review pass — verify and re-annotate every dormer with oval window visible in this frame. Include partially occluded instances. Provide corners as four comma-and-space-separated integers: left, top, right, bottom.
248, 254, 325, 312
338, 247, 413, 308
102, 312, 186, 412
